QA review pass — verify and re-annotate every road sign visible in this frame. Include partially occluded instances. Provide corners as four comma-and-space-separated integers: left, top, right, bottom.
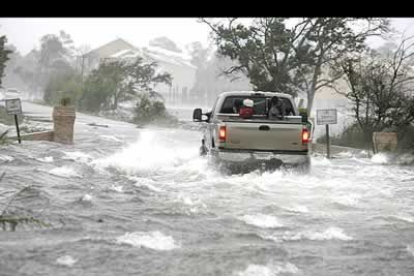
5, 98, 22, 115
317, 109, 337, 125
316, 109, 337, 159
4, 98, 22, 144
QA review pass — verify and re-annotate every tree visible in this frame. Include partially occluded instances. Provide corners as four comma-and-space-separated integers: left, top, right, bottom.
125, 57, 172, 97
201, 17, 389, 113
332, 37, 414, 144
39, 34, 67, 70
37, 32, 76, 91
80, 56, 172, 112
2, 44, 25, 90
0, 35, 13, 87
75, 44, 92, 80
43, 71, 82, 105
13, 49, 40, 94
186, 41, 211, 68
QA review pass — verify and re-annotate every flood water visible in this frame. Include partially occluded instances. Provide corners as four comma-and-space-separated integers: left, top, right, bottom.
1, 104, 414, 276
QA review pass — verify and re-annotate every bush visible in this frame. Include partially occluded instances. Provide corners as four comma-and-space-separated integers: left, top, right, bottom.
43, 72, 83, 106
396, 125, 414, 152
133, 93, 172, 125
316, 123, 373, 150
298, 108, 308, 115
59, 97, 71, 106
316, 122, 414, 151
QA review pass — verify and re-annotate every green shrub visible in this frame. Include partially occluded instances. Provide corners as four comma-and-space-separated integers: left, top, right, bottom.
43, 72, 83, 106
60, 97, 71, 106
316, 123, 373, 150
316, 122, 414, 151
133, 93, 171, 125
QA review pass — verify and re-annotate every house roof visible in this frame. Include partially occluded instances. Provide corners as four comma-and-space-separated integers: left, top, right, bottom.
88, 38, 137, 59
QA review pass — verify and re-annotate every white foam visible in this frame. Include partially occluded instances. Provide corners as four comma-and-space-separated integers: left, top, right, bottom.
407, 245, 414, 257
62, 151, 93, 163
100, 135, 123, 143
311, 157, 332, 166
338, 151, 354, 158
237, 263, 299, 276
333, 194, 361, 207
285, 227, 352, 241
371, 153, 388, 164
351, 156, 371, 164
239, 214, 283, 229
0, 155, 13, 162
109, 185, 124, 193
259, 233, 280, 243
82, 194, 92, 202
391, 215, 414, 223
283, 205, 309, 213
176, 193, 205, 206
56, 255, 77, 266
132, 177, 163, 192
48, 166, 81, 178
116, 231, 179, 251
37, 156, 54, 163
175, 193, 208, 214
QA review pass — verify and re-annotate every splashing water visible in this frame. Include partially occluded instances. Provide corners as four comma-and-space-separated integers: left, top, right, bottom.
285, 227, 352, 241
239, 214, 283, 229
371, 153, 388, 164
236, 262, 299, 276
116, 231, 179, 251
56, 255, 77, 267
48, 166, 82, 178
92, 130, 203, 177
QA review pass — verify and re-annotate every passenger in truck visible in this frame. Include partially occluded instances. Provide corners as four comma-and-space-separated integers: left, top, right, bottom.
268, 96, 286, 120
239, 99, 254, 119
232, 98, 243, 114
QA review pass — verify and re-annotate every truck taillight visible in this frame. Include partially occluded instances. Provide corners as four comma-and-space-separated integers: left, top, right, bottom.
302, 128, 310, 144
219, 126, 226, 142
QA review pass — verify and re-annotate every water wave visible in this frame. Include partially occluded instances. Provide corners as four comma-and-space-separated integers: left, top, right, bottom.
116, 231, 179, 251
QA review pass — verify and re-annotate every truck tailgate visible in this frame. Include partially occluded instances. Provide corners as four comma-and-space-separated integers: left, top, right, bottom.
224, 121, 304, 151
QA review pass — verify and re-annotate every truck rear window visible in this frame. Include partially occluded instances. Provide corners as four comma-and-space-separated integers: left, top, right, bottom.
219, 96, 295, 116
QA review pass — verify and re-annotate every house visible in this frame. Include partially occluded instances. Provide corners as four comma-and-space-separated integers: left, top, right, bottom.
87, 38, 137, 62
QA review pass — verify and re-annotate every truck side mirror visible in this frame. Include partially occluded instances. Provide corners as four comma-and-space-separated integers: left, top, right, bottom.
193, 108, 202, 122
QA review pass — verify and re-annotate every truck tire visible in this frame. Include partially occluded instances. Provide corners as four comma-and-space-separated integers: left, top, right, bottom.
296, 157, 311, 173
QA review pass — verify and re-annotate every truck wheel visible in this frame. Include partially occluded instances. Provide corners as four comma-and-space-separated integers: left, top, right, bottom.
297, 157, 311, 173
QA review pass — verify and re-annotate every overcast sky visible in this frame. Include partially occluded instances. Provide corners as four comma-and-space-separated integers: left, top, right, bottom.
1, 18, 414, 55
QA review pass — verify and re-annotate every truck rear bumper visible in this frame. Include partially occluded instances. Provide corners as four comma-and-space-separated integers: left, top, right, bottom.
212, 149, 309, 165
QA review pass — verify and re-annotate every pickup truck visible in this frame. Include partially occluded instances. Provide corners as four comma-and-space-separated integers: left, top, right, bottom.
193, 91, 312, 173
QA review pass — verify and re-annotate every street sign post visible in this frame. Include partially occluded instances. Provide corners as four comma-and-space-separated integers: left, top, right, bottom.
5, 98, 22, 144
317, 109, 337, 158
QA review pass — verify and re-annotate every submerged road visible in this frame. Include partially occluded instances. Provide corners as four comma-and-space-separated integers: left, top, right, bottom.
0, 102, 413, 276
